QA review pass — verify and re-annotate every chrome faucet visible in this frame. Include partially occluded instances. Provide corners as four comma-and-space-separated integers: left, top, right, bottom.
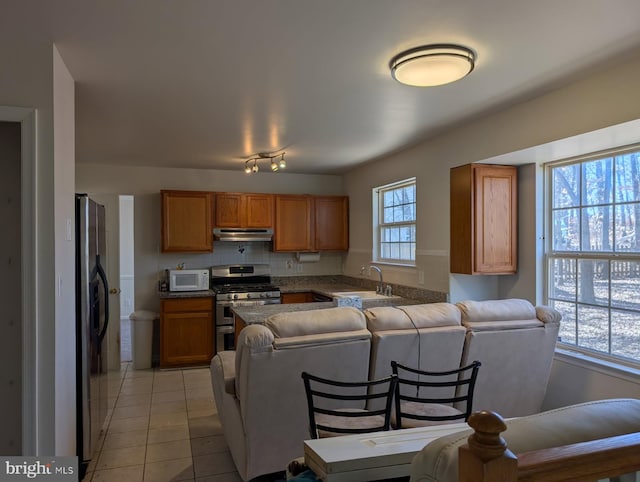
361, 265, 385, 294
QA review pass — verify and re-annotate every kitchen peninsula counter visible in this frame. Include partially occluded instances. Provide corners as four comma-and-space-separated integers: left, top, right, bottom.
231, 295, 419, 327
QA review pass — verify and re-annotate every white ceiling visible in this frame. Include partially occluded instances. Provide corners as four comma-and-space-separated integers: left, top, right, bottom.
36, 0, 640, 174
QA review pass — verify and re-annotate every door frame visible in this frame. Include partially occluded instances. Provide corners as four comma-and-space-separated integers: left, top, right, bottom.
0, 106, 37, 455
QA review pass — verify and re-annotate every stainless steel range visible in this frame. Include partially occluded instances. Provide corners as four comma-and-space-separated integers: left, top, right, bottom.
211, 264, 281, 351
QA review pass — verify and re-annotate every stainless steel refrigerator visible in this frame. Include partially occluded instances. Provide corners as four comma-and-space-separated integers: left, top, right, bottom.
75, 194, 109, 477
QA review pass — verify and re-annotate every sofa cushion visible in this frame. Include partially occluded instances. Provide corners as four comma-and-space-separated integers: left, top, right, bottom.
400, 304, 462, 328
365, 303, 461, 332
364, 306, 413, 331
457, 299, 538, 328
265, 306, 366, 338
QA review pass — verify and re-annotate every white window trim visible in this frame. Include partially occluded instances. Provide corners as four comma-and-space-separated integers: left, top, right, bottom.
544, 144, 640, 369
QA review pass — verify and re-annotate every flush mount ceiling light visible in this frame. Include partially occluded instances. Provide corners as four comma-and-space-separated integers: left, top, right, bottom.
389, 44, 476, 87
244, 152, 286, 174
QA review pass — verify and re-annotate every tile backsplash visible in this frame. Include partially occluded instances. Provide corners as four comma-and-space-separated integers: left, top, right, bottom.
157, 241, 345, 279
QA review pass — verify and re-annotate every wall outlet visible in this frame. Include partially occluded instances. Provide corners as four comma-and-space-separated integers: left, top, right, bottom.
286, 260, 293, 269
418, 270, 425, 285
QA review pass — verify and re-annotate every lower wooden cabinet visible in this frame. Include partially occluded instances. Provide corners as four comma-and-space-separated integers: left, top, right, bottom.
281, 292, 314, 304
160, 297, 214, 368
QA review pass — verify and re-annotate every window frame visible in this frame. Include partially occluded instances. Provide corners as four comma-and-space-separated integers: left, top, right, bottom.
544, 144, 640, 367
373, 177, 416, 266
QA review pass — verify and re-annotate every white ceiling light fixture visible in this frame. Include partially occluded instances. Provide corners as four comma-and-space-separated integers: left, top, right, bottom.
389, 44, 476, 87
244, 151, 287, 174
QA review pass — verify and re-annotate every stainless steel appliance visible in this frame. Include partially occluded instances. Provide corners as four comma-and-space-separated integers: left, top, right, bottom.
75, 194, 110, 478
213, 227, 273, 242
168, 268, 210, 291
211, 264, 280, 352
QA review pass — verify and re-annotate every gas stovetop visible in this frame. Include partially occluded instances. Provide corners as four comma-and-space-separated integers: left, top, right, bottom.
214, 286, 281, 301
210, 264, 280, 301
212, 284, 280, 294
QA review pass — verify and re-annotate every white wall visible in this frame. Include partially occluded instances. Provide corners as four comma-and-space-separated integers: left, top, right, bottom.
52, 45, 76, 456
344, 50, 640, 304
76, 165, 346, 312
0, 121, 22, 454
0, 7, 61, 454
544, 353, 640, 409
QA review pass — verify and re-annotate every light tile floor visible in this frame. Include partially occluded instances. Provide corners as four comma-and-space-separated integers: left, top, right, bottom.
83, 363, 245, 482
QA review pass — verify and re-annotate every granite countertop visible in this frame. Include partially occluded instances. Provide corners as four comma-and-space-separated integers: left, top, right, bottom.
232, 294, 421, 325
158, 289, 216, 299
232, 301, 337, 325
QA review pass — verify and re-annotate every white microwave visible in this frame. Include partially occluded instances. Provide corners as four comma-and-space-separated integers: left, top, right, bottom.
168, 269, 210, 292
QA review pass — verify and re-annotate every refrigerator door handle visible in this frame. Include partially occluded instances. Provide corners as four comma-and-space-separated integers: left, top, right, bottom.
96, 254, 110, 345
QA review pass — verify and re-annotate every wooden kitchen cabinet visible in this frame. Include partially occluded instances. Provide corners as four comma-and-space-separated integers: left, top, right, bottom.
274, 195, 349, 252
450, 163, 517, 274
281, 292, 314, 304
274, 195, 314, 251
315, 196, 349, 251
161, 190, 213, 252
214, 192, 273, 228
160, 297, 214, 368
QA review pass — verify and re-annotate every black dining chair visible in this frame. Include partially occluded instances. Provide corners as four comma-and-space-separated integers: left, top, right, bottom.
301, 371, 398, 439
391, 360, 481, 429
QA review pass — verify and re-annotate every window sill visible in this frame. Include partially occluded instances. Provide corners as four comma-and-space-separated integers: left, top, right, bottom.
554, 347, 640, 384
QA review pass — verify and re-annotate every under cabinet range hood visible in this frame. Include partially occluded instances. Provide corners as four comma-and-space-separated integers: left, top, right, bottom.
213, 228, 273, 242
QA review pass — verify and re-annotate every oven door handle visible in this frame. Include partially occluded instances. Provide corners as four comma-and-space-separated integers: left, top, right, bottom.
217, 325, 235, 334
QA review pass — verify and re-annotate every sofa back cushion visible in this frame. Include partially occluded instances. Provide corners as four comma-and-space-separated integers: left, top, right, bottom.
365, 303, 461, 332
456, 298, 542, 331
457, 299, 561, 417
364, 304, 466, 410
264, 306, 371, 349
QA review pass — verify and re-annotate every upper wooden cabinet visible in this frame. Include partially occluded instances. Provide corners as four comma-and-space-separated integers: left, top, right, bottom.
161, 190, 213, 252
274, 195, 349, 252
450, 164, 517, 275
314, 196, 349, 251
274, 195, 314, 251
214, 193, 274, 228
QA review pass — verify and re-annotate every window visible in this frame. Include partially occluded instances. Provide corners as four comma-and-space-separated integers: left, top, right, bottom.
375, 178, 416, 264
546, 149, 640, 364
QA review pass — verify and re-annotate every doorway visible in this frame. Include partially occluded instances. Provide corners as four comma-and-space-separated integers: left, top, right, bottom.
119, 195, 135, 363
0, 120, 23, 454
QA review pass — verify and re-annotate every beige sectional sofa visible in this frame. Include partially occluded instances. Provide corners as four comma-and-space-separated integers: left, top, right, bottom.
209, 299, 561, 481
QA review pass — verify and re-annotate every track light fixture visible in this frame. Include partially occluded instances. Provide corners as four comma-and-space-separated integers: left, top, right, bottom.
243, 151, 287, 174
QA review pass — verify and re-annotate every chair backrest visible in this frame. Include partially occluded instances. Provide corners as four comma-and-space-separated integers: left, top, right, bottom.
301, 371, 398, 439
391, 360, 481, 429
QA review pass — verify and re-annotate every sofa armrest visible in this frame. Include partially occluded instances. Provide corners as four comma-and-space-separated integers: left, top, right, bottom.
535, 305, 562, 324
213, 350, 237, 396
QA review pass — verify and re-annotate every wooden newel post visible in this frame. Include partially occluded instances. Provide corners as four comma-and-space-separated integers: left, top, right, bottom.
458, 411, 518, 482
